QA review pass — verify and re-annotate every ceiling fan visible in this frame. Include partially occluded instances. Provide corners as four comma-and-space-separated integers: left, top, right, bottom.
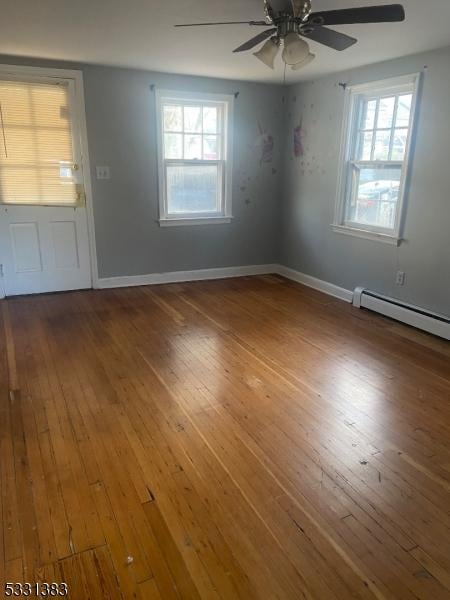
175, 1, 405, 71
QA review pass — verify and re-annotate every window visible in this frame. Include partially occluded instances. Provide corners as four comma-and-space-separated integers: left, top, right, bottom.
0, 77, 81, 206
334, 74, 419, 244
156, 90, 234, 226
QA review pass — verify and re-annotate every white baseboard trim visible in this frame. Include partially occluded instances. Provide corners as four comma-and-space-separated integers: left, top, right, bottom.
97, 264, 278, 289
276, 265, 353, 303
97, 263, 354, 304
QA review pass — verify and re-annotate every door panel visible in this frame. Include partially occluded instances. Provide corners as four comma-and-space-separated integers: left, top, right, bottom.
0, 205, 91, 296
10, 222, 42, 272
51, 220, 79, 270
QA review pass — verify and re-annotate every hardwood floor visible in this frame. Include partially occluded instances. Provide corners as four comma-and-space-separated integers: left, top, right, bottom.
1, 275, 450, 599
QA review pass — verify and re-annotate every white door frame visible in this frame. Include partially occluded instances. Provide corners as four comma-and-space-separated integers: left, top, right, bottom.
0, 63, 98, 299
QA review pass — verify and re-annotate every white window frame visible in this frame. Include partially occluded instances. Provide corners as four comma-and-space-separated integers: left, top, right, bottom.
333, 73, 420, 245
155, 89, 234, 227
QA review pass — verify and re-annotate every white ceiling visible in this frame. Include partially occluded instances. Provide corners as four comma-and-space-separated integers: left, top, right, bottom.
1, 0, 450, 84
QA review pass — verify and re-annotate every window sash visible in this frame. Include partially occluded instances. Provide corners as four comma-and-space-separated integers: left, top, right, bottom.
162, 101, 224, 162
344, 161, 403, 234
163, 159, 225, 219
354, 93, 412, 163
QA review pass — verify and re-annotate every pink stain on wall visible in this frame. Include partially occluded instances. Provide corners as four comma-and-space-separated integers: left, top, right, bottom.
293, 120, 304, 158
260, 133, 274, 164
255, 121, 274, 165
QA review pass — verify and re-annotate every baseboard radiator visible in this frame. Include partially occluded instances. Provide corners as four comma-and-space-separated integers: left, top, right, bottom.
353, 287, 450, 341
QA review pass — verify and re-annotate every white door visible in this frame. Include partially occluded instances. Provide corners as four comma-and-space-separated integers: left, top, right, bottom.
0, 69, 92, 296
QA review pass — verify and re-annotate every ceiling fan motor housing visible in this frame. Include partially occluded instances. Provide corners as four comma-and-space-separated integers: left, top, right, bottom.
266, 0, 312, 21
265, 0, 319, 42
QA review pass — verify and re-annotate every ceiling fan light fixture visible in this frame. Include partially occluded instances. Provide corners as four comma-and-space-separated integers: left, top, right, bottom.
291, 52, 315, 70
281, 32, 310, 65
253, 37, 280, 69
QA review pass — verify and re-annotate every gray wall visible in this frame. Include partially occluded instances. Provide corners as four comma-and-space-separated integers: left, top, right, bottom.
280, 46, 450, 317
0, 55, 284, 279
83, 66, 284, 278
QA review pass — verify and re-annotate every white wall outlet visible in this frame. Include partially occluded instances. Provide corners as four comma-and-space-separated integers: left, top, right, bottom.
395, 271, 406, 286
96, 166, 111, 180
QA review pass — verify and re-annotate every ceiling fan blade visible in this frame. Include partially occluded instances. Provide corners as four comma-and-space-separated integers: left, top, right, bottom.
301, 26, 357, 51
310, 4, 405, 26
233, 28, 277, 52
175, 21, 268, 27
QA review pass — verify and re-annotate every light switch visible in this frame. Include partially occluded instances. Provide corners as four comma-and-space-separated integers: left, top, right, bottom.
96, 166, 111, 180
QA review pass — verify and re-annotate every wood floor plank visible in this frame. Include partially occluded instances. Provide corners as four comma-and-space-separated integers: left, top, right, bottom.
1, 276, 449, 599
138, 577, 163, 600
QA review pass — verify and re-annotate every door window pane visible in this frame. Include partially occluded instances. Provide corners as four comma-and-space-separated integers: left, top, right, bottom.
166, 164, 219, 214
348, 166, 401, 230
0, 80, 78, 205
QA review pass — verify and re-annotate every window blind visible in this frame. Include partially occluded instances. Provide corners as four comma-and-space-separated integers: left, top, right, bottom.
0, 79, 78, 205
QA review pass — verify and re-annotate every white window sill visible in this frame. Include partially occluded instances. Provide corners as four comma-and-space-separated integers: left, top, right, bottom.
159, 216, 233, 227
332, 224, 401, 246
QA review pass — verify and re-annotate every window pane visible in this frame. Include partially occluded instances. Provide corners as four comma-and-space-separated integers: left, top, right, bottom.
184, 106, 202, 133
361, 99, 376, 130
396, 94, 412, 127
377, 96, 395, 128
391, 128, 409, 160
358, 132, 373, 160
184, 135, 202, 159
203, 135, 219, 160
373, 130, 391, 160
348, 166, 401, 230
163, 105, 182, 132
166, 164, 220, 214
164, 133, 182, 159
203, 107, 218, 133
